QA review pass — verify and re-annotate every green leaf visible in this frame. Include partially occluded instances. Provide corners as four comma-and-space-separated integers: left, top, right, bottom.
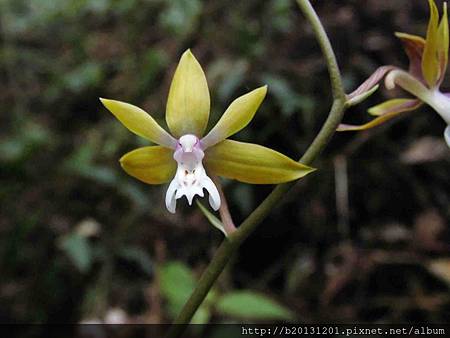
192, 306, 211, 324
159, 261, 216, 322
58, 233, 92, 273
159, 261, 196, 311
215, 291, 295, 321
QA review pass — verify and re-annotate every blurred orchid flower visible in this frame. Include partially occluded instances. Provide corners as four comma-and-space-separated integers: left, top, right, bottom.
339, 0, 450, 148
101, 50, 314, 213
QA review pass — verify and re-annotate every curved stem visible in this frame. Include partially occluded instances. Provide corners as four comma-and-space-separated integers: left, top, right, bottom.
296, 0, 346, 102
166, 1, 347, 336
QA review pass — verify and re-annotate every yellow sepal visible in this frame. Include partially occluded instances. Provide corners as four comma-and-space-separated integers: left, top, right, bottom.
201, 86, 267, 148
205, 140, 315, 184
337, 99, 421, 132
100, 98, 176, 148
437, 2, 449, 82
120, 146, 176, 184
368, 98, 422, 116
422, 0, 440, 87
395, 32, 426, 46
166, 49, 210, 138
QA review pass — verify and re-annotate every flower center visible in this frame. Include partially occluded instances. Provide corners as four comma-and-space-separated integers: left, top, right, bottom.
165, 134, 220, 213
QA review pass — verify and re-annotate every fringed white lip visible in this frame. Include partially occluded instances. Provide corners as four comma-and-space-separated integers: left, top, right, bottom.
165, 134, 220, 213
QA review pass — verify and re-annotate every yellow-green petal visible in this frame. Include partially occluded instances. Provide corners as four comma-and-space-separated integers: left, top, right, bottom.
166, 49, 210, 138
100, 98, 176, 149
395, 32, 426, 46
437, 2, 449, 83
205, 140, 315, 184
422, 0, 440, 87
120, 146, 176, 184
337, 99, 421, 132
337, 113, 401, 131
201, 86, 267, 148
368, 98, 422, 116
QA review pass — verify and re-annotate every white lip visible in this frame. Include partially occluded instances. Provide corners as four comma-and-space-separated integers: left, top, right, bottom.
165, 134, 221, 213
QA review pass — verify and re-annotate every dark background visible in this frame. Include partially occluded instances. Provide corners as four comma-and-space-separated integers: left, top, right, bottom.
1, 0, 449, 325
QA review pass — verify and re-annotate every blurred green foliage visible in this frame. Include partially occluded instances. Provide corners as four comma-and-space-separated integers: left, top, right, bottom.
159, 261, 293, 324
215, 290, 294, 321
0, 0, 449, 325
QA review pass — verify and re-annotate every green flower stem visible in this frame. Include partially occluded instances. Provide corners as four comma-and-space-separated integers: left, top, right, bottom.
167, 1, 347, 336
296, 0, 346, 102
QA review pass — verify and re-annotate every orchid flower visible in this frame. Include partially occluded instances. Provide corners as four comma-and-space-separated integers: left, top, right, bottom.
101, 50, 314, 213
339, 0, 450, 148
